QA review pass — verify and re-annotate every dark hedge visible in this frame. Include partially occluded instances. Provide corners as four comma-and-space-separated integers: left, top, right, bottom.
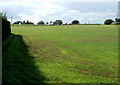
2, 18, 11, 40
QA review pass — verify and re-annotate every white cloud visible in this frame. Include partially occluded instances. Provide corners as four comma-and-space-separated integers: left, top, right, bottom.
18, 14, 40, 24
57, 0, 119, 2
0, 0, 117, 24
60, 9, 116, 24
0, 0, 119, 6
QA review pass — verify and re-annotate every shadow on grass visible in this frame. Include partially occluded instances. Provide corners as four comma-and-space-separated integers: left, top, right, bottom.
2, 34, 48, 84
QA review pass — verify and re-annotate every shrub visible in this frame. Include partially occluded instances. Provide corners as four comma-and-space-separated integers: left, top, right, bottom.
104, 19, 114, 25
72, 20, 80, 24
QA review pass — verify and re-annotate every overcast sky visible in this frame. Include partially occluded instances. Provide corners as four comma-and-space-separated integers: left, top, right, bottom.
0, 0, 119, 24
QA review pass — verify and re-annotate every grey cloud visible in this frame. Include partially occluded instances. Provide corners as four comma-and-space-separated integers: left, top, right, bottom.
0, 1, 117, 24
57, 2, 117, 13
0, 5, 36, 19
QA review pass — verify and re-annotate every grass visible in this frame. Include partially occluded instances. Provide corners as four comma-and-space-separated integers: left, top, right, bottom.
2, 34, 48, 84
3, 25, 118, 83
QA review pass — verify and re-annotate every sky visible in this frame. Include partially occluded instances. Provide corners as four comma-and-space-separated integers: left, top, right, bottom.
0, 0, 119, 24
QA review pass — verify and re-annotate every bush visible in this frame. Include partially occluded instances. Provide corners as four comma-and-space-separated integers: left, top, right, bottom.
72, 20, 80, 24
104, 19, 114, 25
54, 20, 63, 25
37, 20, 45, 25
0, 12, 7, 20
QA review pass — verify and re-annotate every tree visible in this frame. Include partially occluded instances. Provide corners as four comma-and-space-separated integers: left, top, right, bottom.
115, 18, 120, 22
37, 20, 45, 25
104, 19, 114, 25
26, 20, 29, 24
29, 22, 34, 25
0, 12, 7, 20
13, 20, 34, 25
13, 21, 22, 24
46, 22, 49, 25
53, 22, 55, 25
72, 20, 80, 24
54, 20, 63, 25
23, 21, 26, 24
50, 21, 52, 25
65, 23, 68, 25
114, 18, 120, 25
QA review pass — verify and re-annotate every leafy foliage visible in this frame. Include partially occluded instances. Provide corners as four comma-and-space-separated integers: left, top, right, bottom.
37, 20, 45, 25
13, 20, 34, 25
53, 20, 63, 25
115, 18, 120, 22
0, 12, 7, 20
104, 19, 114, 25
72, 20, 80, 24
46, 22, 49, 25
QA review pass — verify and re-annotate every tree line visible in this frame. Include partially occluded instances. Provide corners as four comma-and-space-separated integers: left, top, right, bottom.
13, 20, 80, 25
1, 12, 120, 25
13, 18, 120, 25
13, 20, 34, 25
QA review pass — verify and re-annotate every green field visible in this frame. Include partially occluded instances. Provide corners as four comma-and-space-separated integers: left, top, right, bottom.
3, 25, 118, 83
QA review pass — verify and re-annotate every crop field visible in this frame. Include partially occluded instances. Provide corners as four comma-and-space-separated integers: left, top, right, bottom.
3, 25, 118, 83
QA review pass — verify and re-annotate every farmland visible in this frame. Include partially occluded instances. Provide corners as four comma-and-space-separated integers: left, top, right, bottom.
3, 25, 118, 83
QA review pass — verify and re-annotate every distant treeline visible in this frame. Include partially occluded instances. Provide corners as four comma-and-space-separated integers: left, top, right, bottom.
13, 18, 120, 25
13, 20, 34, 25
13, 20, 102, 25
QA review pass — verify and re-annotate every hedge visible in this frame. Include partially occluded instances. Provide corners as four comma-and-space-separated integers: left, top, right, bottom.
2, 18, 11, 40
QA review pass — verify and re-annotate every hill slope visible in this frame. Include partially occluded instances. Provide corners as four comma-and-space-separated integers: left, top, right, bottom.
2, 34, 47, 84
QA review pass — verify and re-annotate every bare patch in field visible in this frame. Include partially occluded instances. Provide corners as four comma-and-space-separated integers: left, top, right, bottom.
67, 63, 118, 78
27, 39, 68, 62
70, 36, 117, 43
